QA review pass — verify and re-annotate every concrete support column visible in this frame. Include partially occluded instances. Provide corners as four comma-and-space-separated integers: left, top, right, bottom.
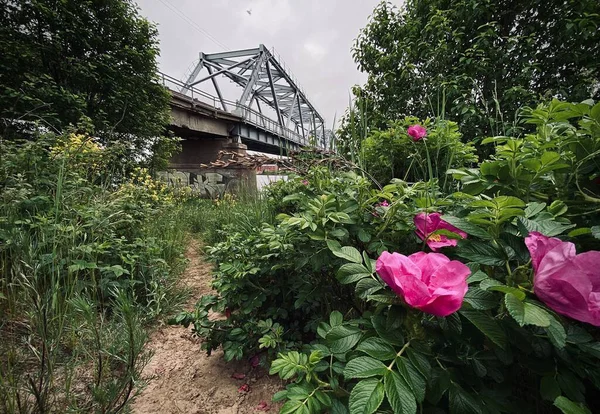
223, 135, 247, 158
170, 137, 229, 168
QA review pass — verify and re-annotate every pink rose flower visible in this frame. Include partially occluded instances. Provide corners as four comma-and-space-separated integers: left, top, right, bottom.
407, 124, 427, 141
414, 212, 467, 251
376, 251, 470, 317
525, 231, 600, 326
301, 179, 309, 186
380, 200, 390, 207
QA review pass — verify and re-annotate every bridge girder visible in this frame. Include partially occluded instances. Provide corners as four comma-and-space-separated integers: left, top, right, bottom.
181, 44, 326, 146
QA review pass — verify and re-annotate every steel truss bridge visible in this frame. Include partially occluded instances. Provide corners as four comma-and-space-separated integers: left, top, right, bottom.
159, 44, 327, 152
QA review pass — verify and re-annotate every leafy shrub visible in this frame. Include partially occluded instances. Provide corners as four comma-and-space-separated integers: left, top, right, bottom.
177, 171, 466, 362
175, 170, 379, 361
181, 99, 600, 414
271, 195, 600, 414
450, 100, 600, 220
362, 117, 477, 187
267, 102, 600, 413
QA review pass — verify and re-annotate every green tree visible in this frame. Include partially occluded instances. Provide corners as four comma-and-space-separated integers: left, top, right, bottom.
0, 0, 171, 158
350, 0, 600, 142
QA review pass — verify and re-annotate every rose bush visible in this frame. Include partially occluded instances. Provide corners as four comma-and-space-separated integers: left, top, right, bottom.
268, 181, 600, 414
361, 117, 477, 186
181, 100, 600, 414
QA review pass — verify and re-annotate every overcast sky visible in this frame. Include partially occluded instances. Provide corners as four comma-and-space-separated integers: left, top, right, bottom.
135, 0, 384, 126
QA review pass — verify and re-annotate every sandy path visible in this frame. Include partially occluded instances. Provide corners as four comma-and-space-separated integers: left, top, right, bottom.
131, 239, 283, 414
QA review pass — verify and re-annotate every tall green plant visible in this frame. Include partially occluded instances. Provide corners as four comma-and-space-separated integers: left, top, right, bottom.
362, 117, 477, 188
0, 131, 188, 412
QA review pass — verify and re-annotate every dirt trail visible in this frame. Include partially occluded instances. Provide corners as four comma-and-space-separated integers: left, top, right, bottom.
132, 239, 283, 414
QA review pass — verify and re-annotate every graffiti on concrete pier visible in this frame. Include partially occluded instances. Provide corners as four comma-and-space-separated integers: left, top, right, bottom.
158, 170, 240, 198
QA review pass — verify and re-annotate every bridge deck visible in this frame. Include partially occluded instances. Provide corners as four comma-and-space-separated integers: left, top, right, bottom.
159, 72, 310, 147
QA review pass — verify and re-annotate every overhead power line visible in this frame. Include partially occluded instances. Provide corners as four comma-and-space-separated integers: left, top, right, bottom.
156, 0, 229, 50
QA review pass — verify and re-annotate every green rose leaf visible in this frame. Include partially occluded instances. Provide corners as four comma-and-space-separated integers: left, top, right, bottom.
330, 311, 344, 327
577, 342, 600, 359
349, 378, 385, 414
449, 383, 483, 414
337, 263, 372, 284
356, 337, 397, 361
331, 399, 349, 414
397, 357, 426, 403
384, 370, 417, 414
406, 348, 432, 378
525, 202, 547, 218
467, 270, 488, 284
460, 310, 507, 349
505, 293, 525, 325
356, 278, 383, 299
553, 396, 591, 414
371, 315, 405, 346
523, 302, 551, 327
427, 368, 451, 404
441, 215, 493, 239
327, 325, 362, 354
518, 217, 575, 237
480, 278, 526, 300
327, 241, 363, 263
454, 240, 506, 266
280, 400, 309, 414
358, 228, 372, 243
463, 287, 497, 310
546, 317, 567, 349
344, 356, 387, 379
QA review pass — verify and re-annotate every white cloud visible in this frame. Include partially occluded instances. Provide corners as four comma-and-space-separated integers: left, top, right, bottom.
303, 42, 327, 60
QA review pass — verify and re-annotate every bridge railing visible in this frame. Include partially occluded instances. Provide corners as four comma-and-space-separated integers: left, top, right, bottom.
158, 72, 309, 147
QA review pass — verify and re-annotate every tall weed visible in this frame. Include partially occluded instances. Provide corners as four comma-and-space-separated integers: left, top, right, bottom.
0, 131, 187, 412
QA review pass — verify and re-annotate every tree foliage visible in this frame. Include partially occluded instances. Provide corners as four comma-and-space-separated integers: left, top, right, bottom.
0, 0, 170, 149
351, 0, 600, 141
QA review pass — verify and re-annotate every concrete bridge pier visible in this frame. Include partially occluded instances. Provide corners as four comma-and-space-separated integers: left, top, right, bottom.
160, 133, 257, 199
169, 135, 247, 168
222, 135, 248, 158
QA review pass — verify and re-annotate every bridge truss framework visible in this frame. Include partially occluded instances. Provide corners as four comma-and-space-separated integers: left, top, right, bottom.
180, 44, 327, 148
